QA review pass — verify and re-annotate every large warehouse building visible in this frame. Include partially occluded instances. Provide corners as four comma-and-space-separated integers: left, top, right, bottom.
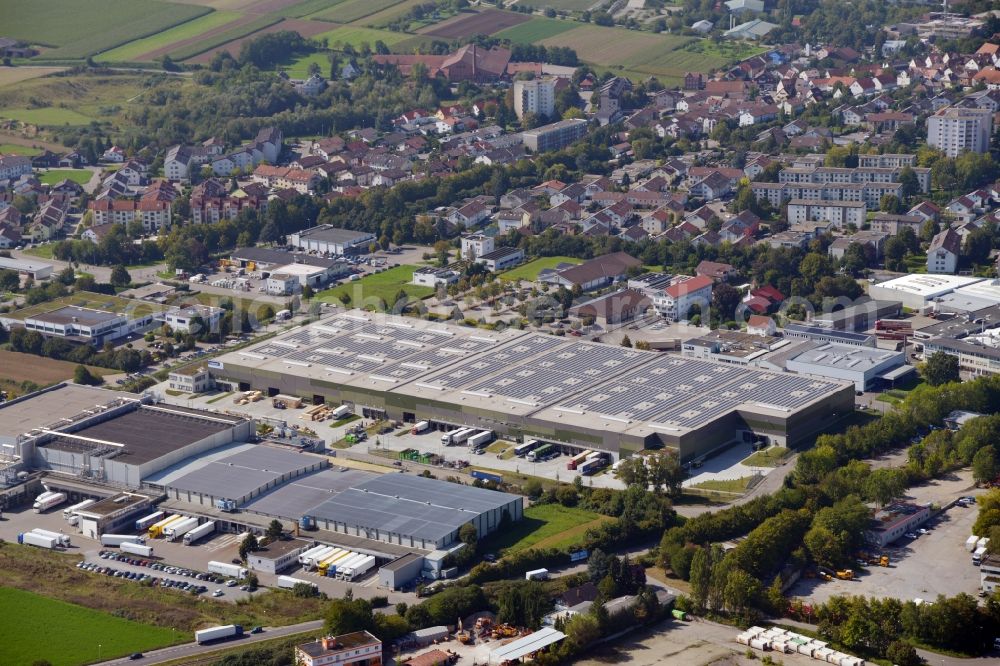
207, 311, 854, 462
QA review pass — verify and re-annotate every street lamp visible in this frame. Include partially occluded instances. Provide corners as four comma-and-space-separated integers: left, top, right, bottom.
98, 644, 102, 660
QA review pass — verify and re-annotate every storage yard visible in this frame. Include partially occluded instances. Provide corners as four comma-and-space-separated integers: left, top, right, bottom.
207, 311, 854, 463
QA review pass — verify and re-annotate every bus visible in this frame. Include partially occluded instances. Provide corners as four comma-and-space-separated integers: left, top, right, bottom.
514, 440, 540, 457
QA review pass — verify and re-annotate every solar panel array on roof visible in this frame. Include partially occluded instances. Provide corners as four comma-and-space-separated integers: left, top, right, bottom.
418, 335, 563, 389
557, 355, 839, 427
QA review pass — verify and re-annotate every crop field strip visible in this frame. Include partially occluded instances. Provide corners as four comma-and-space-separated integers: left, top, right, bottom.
418, 9, 530, 38
314, 25, 414, 48
307, 0, 407, 24
169, 13, 284, 60
96, 10, 243, 62
492, 16, 582, 43
186, 17, 332, 61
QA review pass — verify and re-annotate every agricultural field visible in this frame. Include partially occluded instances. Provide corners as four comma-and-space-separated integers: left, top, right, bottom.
315, 265, 433, 310
308, 0, 405, 24
0, 351, 115, 397
171, 14, 283, 60
186, 17, 330, 62
493, 17, 581, 44
365, 0, 432, 28
38, 169, 92, 185
481, 504, 612, 554
531, 0, 595, 10
282, 0, 346, 17
0, 142, 43, 156
0, 67, 66, 88
538, 26, 692, 70
96, 10, 243, 62
421, 9, 530, 38
0, 0, 211, 60
0, 587, 179, 666
314, 25, 413, 49
501, 256, 581, 282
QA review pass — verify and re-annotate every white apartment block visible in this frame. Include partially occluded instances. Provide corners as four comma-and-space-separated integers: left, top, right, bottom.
786, 199, 866, 228
927, 107, 993, 157
513, 78, 556, 120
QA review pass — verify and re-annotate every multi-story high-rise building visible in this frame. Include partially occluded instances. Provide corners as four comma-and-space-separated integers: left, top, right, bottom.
513, 77, 556, 120
927, 107, 993, 157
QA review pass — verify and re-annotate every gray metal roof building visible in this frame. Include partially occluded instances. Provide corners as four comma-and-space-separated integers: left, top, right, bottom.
287, 225, 376, 255
208, 311, 854, 463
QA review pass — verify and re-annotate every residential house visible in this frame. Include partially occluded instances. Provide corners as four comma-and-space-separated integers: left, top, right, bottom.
653, 275, 714, 322
927, 228, 960, 274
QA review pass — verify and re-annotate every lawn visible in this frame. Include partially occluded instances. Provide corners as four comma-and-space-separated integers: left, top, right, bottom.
283, 51, 331, 78
23, 244, 55, 258
0, 587, 178, 665
480, 503, 611, 554
493, 17, 581, 43
741, 446, 790, 467
38, 168, 91, 185
315, 265, 433, 310
314, 25, 412, 49
500, 256, 581, 282
96, 10, 242, 62
308, 0, 405, 24
689, 477, 752, 494
0, 107, 96, 126
0, 0, 212, 60
0, 142, 43, 155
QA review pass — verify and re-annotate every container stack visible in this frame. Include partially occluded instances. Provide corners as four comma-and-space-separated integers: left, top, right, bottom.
736, 627, 865, 666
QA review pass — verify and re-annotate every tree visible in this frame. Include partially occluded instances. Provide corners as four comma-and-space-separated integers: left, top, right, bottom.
711, 283, 741, 322
325, 595, 375, 635
879, 194, 902, 214
898, 167, 920, 200
886, 640, 920, 666
973, 445, 999, 484
238, 533, 258, 561
244, 571, 259, 591
645, 451, 685, 496
564, 612, 600, 648
620, 335, 632, 348
109, 265, 131, 288
265, 519, 283, 540
459, 522, 478, 546
689, 547, 711, 612
587, 549, 612, 583
923, 351, 960, 386
73, 364, 102, 386
864, 468, 907, 508
615, 456, 649, 488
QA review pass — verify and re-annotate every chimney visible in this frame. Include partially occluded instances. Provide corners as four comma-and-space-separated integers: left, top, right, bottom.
322, 637, 333, 650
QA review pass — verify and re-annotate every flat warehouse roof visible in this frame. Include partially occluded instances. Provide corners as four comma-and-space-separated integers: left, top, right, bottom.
294, 226, 375, 244
164, 445, 326, 500
31, 306, 121, 326
42, 405, 244, 465
870, 274, 984, 297
244, 467, 377, 518
788, 344, 900, 370
0, 385, 136, 437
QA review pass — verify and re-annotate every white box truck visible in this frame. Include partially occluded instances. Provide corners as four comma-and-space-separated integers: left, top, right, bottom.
121, 541, 154, 558
967, 535, 980, 552
164, 517, 199, 541
100, 534, 144, 547
31, 528, 70, 547
20, 532, 58, 549
208, 560, 247, 579
195, 625, 243, 644
525, 568, 549, 581
183, 521, 216, 545
974, 546, 988, 565
34, 492, 66, 513
63, 499, 95, 520
277, 575, 317, 590
978, 537, 991, 550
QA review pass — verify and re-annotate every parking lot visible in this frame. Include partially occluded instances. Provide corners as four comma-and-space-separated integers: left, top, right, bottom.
789, 497, 983, 605
0, 502, 413, 604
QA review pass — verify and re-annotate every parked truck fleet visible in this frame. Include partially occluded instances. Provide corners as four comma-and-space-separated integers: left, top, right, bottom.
33, 492, 66, 513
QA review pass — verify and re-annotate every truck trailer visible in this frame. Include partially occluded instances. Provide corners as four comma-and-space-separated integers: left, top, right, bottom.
567, 450, 591, 470
974, 546, 988, 565
63, 499, 96, 520
304, 546, 337, 570
467, 430, 493, 449
208, 560, 248, 579
121, 541, 154, 558
183, 521, 216, 545
31, 528, 71, 547
527, 443, 553, 462
411, 420, 430, 435
341, 555, 376, 580
164, 517, 199, 541
19, 532, 58, 549
148, 514, 183, 538
332, 553, 365, 578
135, 511, 165, 531
34, 492, 66, 513
297, 544, 328, 565
514, 440, 539, 457
278, 575, 317, 590
100, 534, 144, 547
195, 625, 244, 644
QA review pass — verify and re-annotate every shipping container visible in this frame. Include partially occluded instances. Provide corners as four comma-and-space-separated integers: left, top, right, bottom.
195, 625, 244, 644
135, 511, 165, 531
121, 541, 154, 557
63, 499, 96, 520
183, 521, 216, 545
34, 492, 66, 513
208, 560, 247, 579
19, 532, 58, 549
31, 528, 70, 546
277, 575, 317, 590
411, 420, 430, 435
164, 517, 199, 541
100, 533, 144, 547
514, 439, 539, 457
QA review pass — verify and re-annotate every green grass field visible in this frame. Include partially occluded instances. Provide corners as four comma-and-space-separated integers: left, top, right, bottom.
501, 256, 581, 282
689, 477, 752, 494
171, 14, 282, 60
308, 0, 405, 24
315, 265, 433, 309
0, 0, 212, 60
741, 446, 790, 467
0, 143, 42, 155
0, 107, 96, 126
0, 587, 178, 666
283, 52, 331, 78
532, 0, 593, 10
283, 0, 347, 18
96, 10, 242, 62
493, 17, 581, 43
314, 25, 412, 48
38, 169, 92, 185
481, 504, 611, 554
